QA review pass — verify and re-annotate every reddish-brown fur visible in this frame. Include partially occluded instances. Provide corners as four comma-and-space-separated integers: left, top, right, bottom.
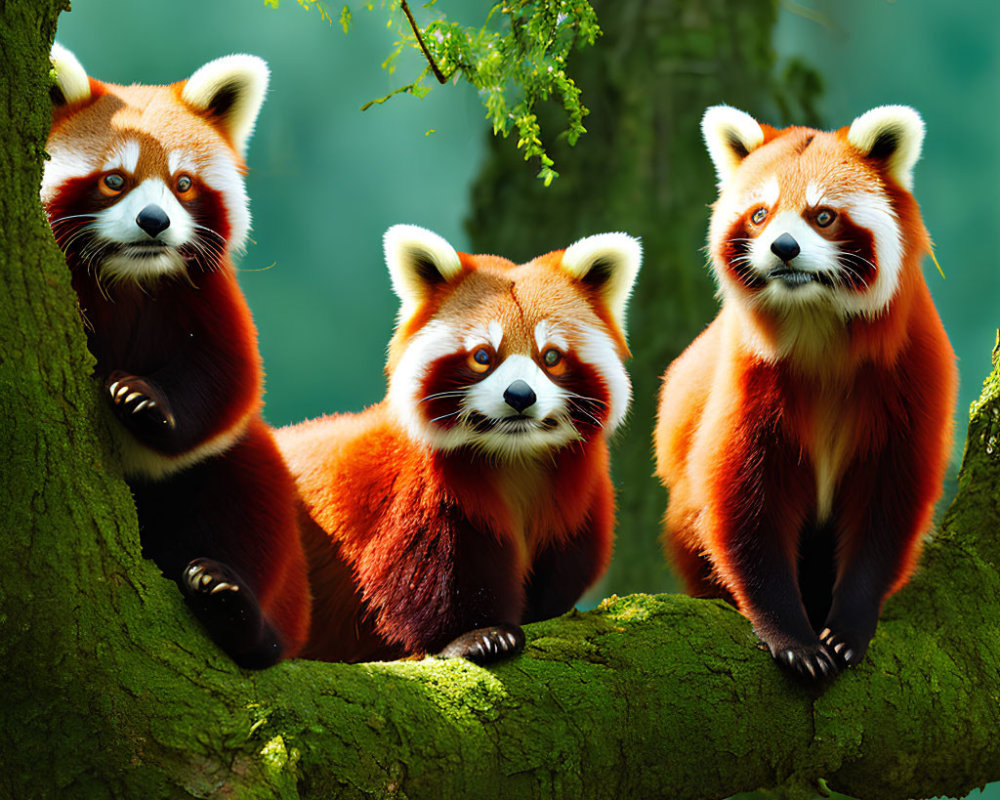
278, 245, 626, 662
44, 54, 310, 666
655, 111, 956, 678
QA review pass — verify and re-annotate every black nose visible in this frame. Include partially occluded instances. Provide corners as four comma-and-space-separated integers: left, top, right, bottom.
770, 232, 800, 262
503, 380, 536, 413
136, 204, 170, 238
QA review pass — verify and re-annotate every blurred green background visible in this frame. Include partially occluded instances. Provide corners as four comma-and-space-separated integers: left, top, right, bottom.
54, 0, 998, 436
51, 3, 999, 796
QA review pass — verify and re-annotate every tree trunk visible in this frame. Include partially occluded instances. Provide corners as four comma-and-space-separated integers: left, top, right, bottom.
4, 2, 1000, 799
466, 0, 800, 596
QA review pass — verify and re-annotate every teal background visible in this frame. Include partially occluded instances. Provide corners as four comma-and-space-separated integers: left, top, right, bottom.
55, 0, 493, 426
51, 3, 1000, 798
52, 1, 1000, 450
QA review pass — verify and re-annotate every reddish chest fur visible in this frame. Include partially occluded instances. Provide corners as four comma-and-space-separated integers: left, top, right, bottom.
656, 112, 957, 673
279, 402, 614, 661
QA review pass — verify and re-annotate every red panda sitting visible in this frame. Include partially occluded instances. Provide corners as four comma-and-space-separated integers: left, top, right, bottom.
654, 105, 957, 682
277, 225, 641, 664
43, 45, 310, 668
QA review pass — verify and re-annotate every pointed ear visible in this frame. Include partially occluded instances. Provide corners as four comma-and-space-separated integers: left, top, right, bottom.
50, 43, 91, 108
384, 225, 464, 321
181, 54, 269, 156
702, 105, 765, 186
560, 232, 642, 331
847, 105, 924, 190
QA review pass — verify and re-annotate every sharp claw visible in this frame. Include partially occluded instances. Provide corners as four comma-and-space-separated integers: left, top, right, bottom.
843, 649, 855, 664
109, 381, 120, 395
133, 400, 150, 413
210, 582, 234, 594
819, 627, 831, 640
124, 391, 143, 404
116, 385, 131, 399
834, 641, 845, 654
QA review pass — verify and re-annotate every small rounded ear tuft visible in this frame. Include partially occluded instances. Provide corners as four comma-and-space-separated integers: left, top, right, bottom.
181, 54, 269, 156
50, 42, 91, 107
847, 105, 925, 190
561, 232, 642, 332
702, 105, 765, 187
384, 224, 464, 321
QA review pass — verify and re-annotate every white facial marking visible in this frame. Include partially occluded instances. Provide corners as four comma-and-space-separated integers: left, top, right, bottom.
41, 143, 100, 205
465, 354, 579, 459
464, 320, 504, 352
93, 177, 196, 284
488, 321, 504, 350
468, 355, 561, 421
102, 139, 141, 174
758, 175, 780, 208
575, 325, 631, 434
388, 320, 467, 448
194, 152, 251, 252
534, 320, 569, 353
168, 148, 200, 176
805, 182, 828, 208
836, 190, 902, 317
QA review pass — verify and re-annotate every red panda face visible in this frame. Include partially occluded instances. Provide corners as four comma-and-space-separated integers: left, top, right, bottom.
42, 45, 268, 287
702, 105, 925, 321
382, 226, 641, 460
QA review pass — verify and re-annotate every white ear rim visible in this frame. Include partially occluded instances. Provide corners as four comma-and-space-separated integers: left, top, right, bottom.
384, 224, 463, 321
701, 105, 765, 187
561, 232, 642, 331
847, 105, 925, 191
181, 54, 269, 156
50, 42, 91, 106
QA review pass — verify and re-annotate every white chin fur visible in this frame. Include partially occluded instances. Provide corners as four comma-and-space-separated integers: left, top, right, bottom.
100, 250, 188, 286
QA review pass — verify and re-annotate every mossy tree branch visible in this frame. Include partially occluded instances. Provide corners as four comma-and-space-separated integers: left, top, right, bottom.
2, 2, 999, 799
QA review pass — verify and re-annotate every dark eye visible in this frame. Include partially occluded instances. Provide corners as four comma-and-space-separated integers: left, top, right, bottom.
542, 347, 567, 375
750, 207, 768, 225
814, 208, 837, 228
176, 174, 193, 194
468, 347, 492, 373
101, 173, 125, 195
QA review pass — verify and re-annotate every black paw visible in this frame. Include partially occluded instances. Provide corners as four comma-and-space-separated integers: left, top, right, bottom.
819, 627, 869, 671
771, 643, 839, 684
180, 558, 280, 669
437, 623, 526, 665
106, 371, 176, 440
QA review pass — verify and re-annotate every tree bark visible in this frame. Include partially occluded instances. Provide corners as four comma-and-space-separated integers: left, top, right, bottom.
4, 2, 1000, 800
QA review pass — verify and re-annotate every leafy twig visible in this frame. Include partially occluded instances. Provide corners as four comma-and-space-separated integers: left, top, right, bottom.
399, 0, 449, 84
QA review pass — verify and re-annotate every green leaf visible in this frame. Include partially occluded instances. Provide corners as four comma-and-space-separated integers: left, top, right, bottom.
310, 0, 602, 182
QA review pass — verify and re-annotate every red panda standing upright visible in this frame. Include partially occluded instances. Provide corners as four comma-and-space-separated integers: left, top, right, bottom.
42, 45, 310, 668
654, 105, 956, 682
277, 225, 641, 664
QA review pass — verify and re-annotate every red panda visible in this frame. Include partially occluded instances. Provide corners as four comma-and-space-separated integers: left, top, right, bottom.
654, 105, 957, 682
43, 44, 310, 668
276, 225, 641, 664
